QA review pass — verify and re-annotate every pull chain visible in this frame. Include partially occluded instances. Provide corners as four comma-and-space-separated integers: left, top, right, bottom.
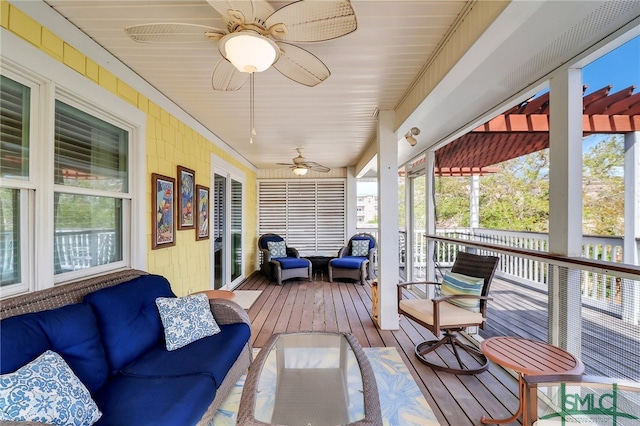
249, 73, 256, 144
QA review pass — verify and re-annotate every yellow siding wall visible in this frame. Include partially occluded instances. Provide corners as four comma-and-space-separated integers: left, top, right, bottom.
1, 0, 258, 295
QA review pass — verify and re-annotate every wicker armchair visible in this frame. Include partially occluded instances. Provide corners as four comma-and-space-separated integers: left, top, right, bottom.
258, 234, 311, 285
328, 233, 376, 285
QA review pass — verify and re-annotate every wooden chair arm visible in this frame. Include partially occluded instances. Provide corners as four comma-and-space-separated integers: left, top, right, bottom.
397, 281, 441, 288
433, 294, 493, 302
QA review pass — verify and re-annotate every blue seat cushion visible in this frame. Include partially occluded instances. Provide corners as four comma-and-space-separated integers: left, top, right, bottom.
330, 256, 368, 269
274, 257, 310, 270
84, 274, 175, 373
0, 303, 109, 393
120, 323, 251, 388
93, 374, 216, 426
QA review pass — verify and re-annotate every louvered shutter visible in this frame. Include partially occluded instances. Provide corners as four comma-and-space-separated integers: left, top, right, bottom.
258, 180, 346, 256
0, 75, 30, 179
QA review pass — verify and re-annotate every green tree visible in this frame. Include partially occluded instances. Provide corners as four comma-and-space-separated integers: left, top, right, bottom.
583, 135, 624, 235
479, 150, 549, 232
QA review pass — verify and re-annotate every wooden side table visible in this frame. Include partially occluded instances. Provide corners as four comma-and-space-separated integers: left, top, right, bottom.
480, 336, 584, 426
193, 289, 235, 300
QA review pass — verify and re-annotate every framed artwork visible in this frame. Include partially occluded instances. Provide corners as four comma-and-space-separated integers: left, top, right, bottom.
195, 184, 210, 241
177, 166, 195, 229
152, 173, 176, 249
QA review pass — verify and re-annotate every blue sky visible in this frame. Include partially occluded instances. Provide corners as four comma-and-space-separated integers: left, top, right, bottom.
583, 35, 639, 95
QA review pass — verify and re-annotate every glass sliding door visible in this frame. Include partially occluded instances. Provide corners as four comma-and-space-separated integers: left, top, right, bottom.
231, 179, 242, 282
213, 173, 226, 289
212, 160, 244, 290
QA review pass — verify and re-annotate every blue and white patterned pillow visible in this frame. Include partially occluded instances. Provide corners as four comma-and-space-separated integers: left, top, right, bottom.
351, 239, 370, 257
0, 350, 102, 425
267, 240, 287, 258
155, 293, 221, 351
440, 271, 485, 312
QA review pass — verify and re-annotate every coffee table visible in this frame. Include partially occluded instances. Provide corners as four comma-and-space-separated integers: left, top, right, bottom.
237, 332, 382, 426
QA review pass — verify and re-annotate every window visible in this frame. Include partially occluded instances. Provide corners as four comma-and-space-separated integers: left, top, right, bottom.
258, 180, 345, 256
53, 100, 128, 275
1, 74, 34, 293
1, 54, 143, 297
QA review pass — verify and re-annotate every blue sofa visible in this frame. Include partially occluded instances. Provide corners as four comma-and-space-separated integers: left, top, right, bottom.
0, 270, 252, 426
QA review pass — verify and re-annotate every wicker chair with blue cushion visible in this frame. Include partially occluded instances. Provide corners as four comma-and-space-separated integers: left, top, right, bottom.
329, 233, 376, 285
258, 234, 312, 285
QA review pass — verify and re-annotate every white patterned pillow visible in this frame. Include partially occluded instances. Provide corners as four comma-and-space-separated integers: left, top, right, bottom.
0, 350, 102, 425
351, 239, 370, 257
440, 271, 485, 312
155, 293, 221, 351
267, 240, 287, 258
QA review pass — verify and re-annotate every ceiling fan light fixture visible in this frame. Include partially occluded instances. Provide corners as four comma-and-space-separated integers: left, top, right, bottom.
219, 32, 280, 73
293, 166, 308, 176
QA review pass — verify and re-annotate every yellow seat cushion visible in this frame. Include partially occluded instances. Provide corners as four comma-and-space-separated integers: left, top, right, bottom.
399, 298, 484, 327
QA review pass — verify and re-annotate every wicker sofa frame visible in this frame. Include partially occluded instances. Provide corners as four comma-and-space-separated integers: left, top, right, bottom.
0, 268, 252, 426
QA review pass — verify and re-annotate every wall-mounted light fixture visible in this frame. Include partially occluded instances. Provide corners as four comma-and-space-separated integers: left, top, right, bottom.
405, 127, 420, 146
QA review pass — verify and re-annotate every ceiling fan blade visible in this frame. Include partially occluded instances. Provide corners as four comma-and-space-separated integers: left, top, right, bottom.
124, 23, 225, 43
206, 0, 274, 26
273, 43, 330, 87
211, 59, 249, 91
276, 162, 294, 166
304, 162, 331, 173
265, 0, 357, 43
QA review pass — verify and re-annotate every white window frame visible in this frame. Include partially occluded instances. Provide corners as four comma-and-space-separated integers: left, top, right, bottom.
0, 29, 146, 296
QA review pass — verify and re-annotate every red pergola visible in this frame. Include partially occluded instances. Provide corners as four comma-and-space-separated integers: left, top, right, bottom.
435, 85, 640, 170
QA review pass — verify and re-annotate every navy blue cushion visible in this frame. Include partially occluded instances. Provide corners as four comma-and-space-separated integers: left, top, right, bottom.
1, 313, 49, 375
121, 323, 250, 387
352, 236, 375, 250
93, 374, 216, 426
84, 274, 175, 373
275, 257, 310, 270
0, 303, 109, 393
259, 234, 284, 249
330, 256, 367, 269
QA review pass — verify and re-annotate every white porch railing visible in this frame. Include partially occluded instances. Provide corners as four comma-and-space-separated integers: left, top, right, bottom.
358, 226, 638, 323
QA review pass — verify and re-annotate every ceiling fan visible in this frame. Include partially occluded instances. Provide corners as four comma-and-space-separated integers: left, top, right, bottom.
277, 148, 330, 175
124, 0, 358, 91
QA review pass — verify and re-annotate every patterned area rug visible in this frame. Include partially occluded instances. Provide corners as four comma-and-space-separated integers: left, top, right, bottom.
211, 346, 440, 425
231, 290, 262, 310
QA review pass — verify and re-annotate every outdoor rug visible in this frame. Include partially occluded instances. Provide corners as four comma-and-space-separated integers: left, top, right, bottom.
210, 346, 440, 425
231, 290, 262, 310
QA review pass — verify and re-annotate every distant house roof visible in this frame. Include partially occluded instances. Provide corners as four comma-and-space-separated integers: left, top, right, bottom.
435, 85, 640, 171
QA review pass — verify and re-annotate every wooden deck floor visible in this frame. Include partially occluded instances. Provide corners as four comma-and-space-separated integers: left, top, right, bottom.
236, 273, 523, 426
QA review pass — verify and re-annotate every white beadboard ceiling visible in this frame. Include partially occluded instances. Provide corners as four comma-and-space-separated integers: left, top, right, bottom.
38, 0, 640, 173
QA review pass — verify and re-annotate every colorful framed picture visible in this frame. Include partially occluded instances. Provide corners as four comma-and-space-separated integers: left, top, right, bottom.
195, 184, 210, 241
177, 166, 195, 229
152, 173, 176, 249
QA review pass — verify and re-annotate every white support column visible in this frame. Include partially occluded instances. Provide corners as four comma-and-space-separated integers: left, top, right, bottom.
470, 175, 480, 230
425, 151, 436, 287
405, 171, 413, 281
623, 131, 639, 324
548, 68, 583, 355
377, 110, 400, 330
346, 167, 358, 238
